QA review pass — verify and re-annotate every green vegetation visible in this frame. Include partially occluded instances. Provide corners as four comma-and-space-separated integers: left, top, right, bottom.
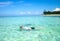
43, 11, 60, 15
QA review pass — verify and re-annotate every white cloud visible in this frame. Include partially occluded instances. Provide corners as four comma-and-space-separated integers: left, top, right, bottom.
0, 1, 13, 7
20, 12, 26, 15
27, 11, 31, 14
19, 11, 32, 15
0, 2, 12, 5
53, 8, 60, 11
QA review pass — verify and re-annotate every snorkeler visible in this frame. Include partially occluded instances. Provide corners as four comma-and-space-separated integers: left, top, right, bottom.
20, 26, 35, 30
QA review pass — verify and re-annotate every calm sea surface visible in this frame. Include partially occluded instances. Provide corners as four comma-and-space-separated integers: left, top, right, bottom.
0, 16, 60, 41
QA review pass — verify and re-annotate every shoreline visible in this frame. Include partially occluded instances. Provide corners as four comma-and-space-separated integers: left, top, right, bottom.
43, 14, 60, 16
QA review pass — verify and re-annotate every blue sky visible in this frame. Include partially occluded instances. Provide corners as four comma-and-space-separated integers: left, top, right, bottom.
0, 0, 60, 16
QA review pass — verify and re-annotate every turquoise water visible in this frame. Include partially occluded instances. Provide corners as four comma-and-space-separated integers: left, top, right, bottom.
0, 16, 60, 41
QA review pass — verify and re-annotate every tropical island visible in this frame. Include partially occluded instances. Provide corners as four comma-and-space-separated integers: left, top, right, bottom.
43, 8, 60, 16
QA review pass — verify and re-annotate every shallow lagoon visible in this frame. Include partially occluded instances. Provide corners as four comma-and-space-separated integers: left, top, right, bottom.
0, 16, 60, 41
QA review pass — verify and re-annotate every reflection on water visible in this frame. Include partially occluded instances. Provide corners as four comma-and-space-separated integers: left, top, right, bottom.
0, 16, 60, 41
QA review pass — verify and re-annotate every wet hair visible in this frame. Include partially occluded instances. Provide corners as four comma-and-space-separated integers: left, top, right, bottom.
31, 27, 35, 30
20, 26, 22, 28
20, 26, 23, 31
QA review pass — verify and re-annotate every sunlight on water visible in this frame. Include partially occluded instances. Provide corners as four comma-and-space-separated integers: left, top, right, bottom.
0, 16, 60, 41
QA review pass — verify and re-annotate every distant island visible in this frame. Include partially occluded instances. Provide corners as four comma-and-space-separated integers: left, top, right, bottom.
43, 8, 60, 16
43, 11, 60, 15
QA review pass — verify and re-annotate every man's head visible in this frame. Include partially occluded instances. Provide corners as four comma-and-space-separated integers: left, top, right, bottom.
31, 27, 35, 30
